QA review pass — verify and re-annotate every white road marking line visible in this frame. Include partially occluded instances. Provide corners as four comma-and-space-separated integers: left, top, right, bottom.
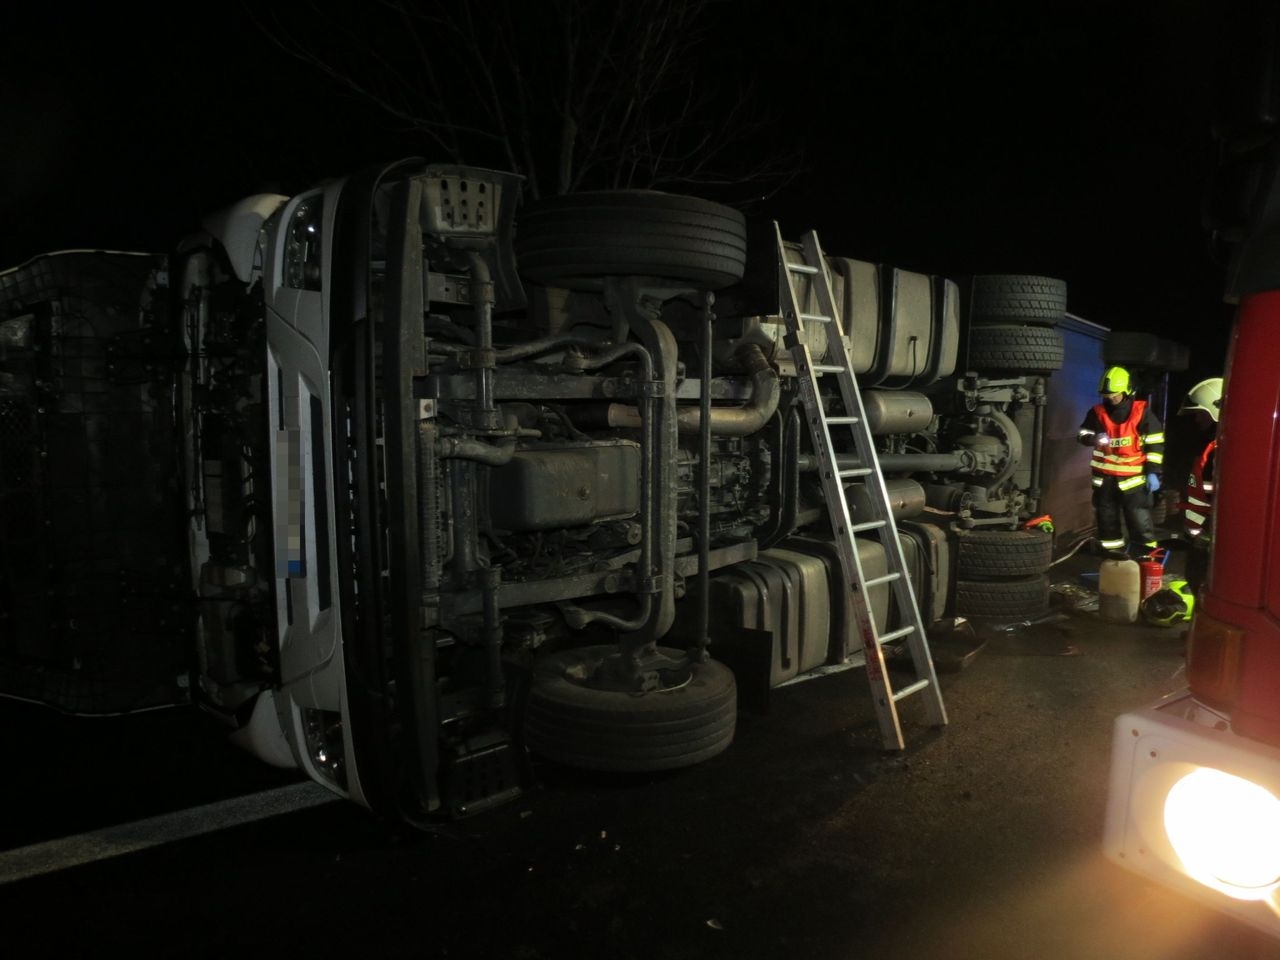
0, 781, 339, 885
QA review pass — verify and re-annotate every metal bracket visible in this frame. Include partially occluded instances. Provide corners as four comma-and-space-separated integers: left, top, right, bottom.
458, 347, 496, 369
633, 575, 662, 594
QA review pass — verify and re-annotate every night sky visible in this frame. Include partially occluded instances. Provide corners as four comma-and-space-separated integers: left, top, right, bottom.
1, 2, 1237, 375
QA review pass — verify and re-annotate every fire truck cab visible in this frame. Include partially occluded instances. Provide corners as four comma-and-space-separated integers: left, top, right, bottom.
1103, 11, 1280, 935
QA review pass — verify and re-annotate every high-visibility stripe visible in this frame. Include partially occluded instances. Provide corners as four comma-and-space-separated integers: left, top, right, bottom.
1143, 432, 1165, 444
1092, 450, 1145, 463
1078, 429, 1095, 439
1186, 509, 1208, 524
1187, 496, 1210, 508
1146, 451, 1164, 464
1092, 458, 1144, 475
1118, 475, 1146, 491
1092, 476, 1104, 487
1100, 538, 1127, 550
1202, 482, 1215, 494
1187, 524, 1203, 537
1094, 456, 1145, 467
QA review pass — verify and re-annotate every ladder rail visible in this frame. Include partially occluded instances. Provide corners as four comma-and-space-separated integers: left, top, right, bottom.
778, 226, 948, 749
799, 232, 947, 725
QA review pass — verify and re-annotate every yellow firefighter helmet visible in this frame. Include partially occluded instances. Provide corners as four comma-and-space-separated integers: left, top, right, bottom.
1141, 580, 1196, 627
1178, 377, 1224, 422
1098, 366, 1132, 394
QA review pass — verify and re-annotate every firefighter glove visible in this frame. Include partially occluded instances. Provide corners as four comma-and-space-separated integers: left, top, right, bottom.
1147, 473, 1161, 493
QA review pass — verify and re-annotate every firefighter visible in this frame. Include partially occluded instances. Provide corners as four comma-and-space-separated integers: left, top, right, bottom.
1176, 376, 1222, 595
1077, 365, 1166, 557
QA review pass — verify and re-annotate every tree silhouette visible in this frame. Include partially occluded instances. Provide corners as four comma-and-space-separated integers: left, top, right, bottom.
253, 0, 801, 201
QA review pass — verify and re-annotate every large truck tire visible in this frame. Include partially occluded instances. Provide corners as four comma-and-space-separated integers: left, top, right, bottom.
968, 324, 1064, 373
956, 528, 1053, 578
955, 575, 1051, 620
515, 191, 748, 291
524, 645, 737, 772
969, 275, 1067, 326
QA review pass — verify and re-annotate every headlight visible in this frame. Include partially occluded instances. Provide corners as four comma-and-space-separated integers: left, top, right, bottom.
302, 706, 348, 790
1104, 693, 1280, 939
1164, 767, 1280, 899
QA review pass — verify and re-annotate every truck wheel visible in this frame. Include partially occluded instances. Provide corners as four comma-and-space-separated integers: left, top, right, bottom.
515, 191, 748, 291
970, 275, 1067, 326
524, 645, 737, 772
955, 575, 1050, 620
968, 324, 1064, 373
956, 528, 1053, 578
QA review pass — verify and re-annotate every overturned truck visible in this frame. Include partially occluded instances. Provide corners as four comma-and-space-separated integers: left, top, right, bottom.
0, 161, 1065, 820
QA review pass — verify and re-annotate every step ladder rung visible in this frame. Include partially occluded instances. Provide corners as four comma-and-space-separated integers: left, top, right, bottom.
891, 678, 932, 703
825, 416, 860, 426
812, 364, 844, 374
838, 466, 873, 478
862, 572, 902, 588
787, 263, 819, 275
799, 312, 832, 324
877, 625, 916, 644
850, 519, 886, 533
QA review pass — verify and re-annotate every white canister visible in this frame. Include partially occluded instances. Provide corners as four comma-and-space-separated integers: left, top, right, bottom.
1099, 558, 1141, 624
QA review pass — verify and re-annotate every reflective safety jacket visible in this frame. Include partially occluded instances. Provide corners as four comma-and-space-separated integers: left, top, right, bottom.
1180, 438, 1217, 540
1080, 398, 1166, 492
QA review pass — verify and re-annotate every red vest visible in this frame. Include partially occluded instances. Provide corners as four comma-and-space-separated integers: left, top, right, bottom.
1090, 400, 1149, 477
1180, 438, 1217, 538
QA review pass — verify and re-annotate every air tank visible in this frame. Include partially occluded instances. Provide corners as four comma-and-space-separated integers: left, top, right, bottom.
862, 391, 933, 435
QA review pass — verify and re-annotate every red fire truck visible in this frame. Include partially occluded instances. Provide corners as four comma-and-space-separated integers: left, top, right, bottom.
1103, 9, 1280, 935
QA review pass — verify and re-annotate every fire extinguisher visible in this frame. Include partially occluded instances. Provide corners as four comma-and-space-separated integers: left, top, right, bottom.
1140, 548, 1168, 601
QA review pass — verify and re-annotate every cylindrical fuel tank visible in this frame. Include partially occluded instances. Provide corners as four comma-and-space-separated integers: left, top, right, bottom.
862, 391, 933, 435
845, 477, 927, 522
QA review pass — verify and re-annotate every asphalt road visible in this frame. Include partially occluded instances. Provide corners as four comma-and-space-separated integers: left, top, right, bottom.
4, 552, 1280, 960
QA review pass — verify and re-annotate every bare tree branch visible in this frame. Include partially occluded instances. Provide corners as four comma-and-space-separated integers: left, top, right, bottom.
246, 0, 804, 202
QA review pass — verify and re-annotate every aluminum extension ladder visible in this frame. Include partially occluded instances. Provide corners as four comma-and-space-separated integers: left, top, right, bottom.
777, 226, 948, 749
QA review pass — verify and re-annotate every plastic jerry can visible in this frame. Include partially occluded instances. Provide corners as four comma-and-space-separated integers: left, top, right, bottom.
1099, 558, 1141, 623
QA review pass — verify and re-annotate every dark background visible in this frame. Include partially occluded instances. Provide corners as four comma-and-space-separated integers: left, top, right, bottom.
6, 13, 1280, 956
0, 2, 1239, 374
